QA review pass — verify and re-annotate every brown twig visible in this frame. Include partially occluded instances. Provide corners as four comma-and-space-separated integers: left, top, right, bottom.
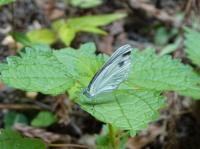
14, 123, 72, 143
126, 0, 182, 27
0, 103, 42, 110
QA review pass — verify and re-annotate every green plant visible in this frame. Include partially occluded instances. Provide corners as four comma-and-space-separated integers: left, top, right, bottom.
0, 0, 15, 6
66, 0, 103, 9
0, 129, 46, 149
1, 28, 200, 148
12, 13, 126, 46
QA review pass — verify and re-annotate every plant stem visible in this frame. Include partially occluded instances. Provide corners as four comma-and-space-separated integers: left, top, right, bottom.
108, 124, 119, 149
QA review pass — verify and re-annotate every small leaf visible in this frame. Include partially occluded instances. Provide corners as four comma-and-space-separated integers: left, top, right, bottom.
159, 37, 182, 56
154, 27, 169, 45
31, 111, 57, 127
68, 0, 103, 8
184, 27, 200, 67
26, 28, 56, 45
67, 13, 127, 29
10, 32, 31, 46
58, 25, 76, 46
0, 0, 15, 6
3, 111, 28, 129
0, 129, 46, 149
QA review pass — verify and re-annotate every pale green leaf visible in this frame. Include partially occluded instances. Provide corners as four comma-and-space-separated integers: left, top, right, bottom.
128, 48, 200, 98
68, 0, 103, 8
0, 129, 46, 149
78, 90, 165, 133
184, 27, 200, 67
0, 0, 15, 6
31, 111, 57, 127
79, 26, 107, 35
67, 13, 127, 29
58, 25, 76, 46
26, 28, 56, 45
0, 44, 74, 95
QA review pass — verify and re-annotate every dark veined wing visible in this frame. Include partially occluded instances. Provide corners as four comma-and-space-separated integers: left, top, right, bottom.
83, 44, 132, 98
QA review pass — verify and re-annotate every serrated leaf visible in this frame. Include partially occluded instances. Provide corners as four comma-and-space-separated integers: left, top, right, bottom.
58, 25, 76, 46
3, 111, 28, 129
26, 28, 56, 45
0, 44, 74, 95
128, 48, 200, 98
31, 111, 57, 127
78, 90, 165, 133
184, 27, 200, 67
0, 0, 15, 6
0, 129, 46, 149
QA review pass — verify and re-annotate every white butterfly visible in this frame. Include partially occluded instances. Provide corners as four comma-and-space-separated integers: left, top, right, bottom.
83, 44, 132, 98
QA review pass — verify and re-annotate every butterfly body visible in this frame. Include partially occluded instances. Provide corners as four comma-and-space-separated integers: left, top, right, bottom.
83, 44, 132, 98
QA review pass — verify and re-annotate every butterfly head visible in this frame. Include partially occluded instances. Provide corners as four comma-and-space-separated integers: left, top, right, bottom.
83, 87, 95, 98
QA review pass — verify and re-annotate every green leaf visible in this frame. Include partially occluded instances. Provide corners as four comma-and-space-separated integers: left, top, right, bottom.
31, 111, 57, 127
26, 28, 56, 45
0, 129, 46, 149
67, 13, 127, 29
0, 44, 74, 95
68, 0, 103, 8
78, 90, 165, 133
58, 25, 76, 46
184, 27, 200, 67
10, 32, 31, 46
0, 0, 15, 6
159, 37, 182, 56
154, 27, 169, 45
128, 48, 200, 98
3, 111, 28, 129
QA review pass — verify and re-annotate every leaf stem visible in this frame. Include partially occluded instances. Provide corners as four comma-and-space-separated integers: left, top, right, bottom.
108, 124, 119, 149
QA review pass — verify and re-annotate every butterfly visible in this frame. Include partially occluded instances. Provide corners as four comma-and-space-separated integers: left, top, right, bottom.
83, 44, 133, 98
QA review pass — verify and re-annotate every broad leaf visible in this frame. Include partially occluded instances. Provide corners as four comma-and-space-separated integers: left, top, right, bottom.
26, 28, 56, 45
184, 27, 200, 67
0, 44, 74, 95
0, 129, 46, 149
78, 90, 165, 134
31, 111, 57, 127
128, 48, 200, 98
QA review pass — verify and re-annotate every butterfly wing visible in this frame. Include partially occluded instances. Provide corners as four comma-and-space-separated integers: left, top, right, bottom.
84, 44, 132, 98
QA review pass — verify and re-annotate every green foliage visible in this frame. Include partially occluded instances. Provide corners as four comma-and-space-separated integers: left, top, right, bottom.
1, 42, 200, 134
128, 48, 200, 99
10, 32, 31, 46
96, 124, 128, 149
0, 44, 74, 95
0, 0, 15, 6
31, 111, 57, 127
67, 0, 103, 8
3, 111, 28, 129
184, 27, 200, 67
26, 28, 56, 45
52, 13, 126, 46
0, 129, 46, 149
